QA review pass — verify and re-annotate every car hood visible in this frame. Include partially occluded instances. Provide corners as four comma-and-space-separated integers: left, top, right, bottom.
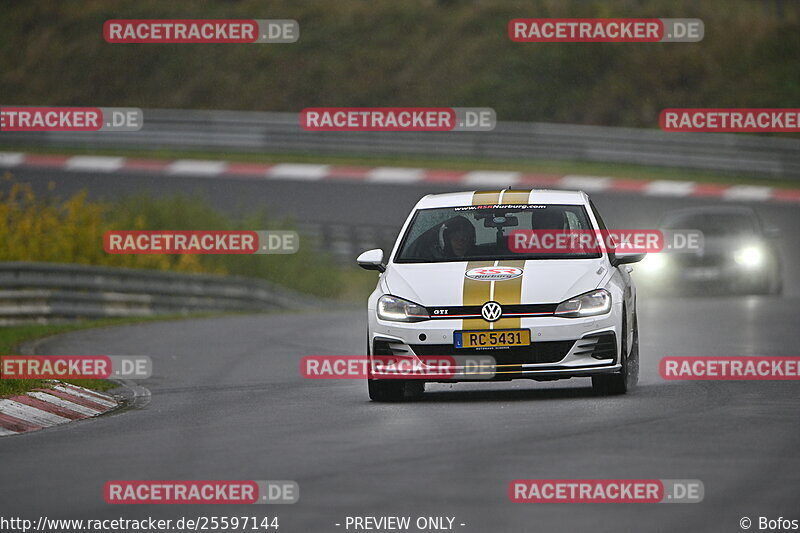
383, 259, 608, 306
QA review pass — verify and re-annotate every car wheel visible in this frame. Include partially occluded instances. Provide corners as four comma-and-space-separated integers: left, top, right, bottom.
752, 275, 772, 295
368, 380, 424, 402
753, 265, 783, 296
592, 312, 637, 395
627, 315, 640, 387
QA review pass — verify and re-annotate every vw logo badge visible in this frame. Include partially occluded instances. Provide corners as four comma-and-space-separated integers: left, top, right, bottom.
481, 301, 502, 322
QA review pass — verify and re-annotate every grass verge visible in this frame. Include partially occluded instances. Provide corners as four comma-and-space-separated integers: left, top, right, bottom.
1, 175, 373, 300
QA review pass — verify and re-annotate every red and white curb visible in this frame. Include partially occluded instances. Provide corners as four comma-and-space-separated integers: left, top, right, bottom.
2, 151, 799, 204
0, 381, 118, 436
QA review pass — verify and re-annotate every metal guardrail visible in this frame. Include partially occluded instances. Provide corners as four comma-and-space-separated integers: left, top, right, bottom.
0, 262, 317, 325
1, 109, 799, 178
299, 222, 398, 264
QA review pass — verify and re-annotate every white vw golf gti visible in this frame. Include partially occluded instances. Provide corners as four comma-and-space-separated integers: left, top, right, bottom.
357, 189, 644, 401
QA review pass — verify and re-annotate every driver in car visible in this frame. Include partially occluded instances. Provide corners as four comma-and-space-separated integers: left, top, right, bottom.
443, 216, 476, 258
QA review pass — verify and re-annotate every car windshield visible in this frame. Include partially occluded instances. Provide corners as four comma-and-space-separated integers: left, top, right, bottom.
394, 204, 601, 263
662, 213, 757, 237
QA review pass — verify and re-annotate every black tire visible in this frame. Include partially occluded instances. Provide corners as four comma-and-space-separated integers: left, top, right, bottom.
368, 380, 424, 402
627, 315, 640, 387
592, 312, 638, 396
752, 275, 773, 295
368, 380, 406, 402
753, 263, 783, 296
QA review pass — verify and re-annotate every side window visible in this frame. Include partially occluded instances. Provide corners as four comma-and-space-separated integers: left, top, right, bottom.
589, 201, 615, 263
403, 210, 451, 245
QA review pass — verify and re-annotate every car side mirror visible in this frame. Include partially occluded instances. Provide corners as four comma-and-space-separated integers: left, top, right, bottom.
357, 249, 386, 273
612, 251, 646, 267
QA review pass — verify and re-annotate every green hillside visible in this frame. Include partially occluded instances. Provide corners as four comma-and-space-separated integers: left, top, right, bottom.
1, 0, 798, 127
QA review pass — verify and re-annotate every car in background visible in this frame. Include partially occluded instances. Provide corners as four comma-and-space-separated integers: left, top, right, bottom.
357, 188, 643, 402
637, 206, 782, 295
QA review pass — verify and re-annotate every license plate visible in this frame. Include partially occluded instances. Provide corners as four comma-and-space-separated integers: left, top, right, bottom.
454, 329, 530, 348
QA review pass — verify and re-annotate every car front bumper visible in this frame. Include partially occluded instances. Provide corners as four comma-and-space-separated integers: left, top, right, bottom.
368, 312, 622, 382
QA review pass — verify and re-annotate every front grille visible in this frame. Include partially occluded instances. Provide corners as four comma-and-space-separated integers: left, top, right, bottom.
572, 332, 616, 360
424, 303, 558, 320
373, 339, 413, 356
671, 253, 728, 267
410, 340, 574, 365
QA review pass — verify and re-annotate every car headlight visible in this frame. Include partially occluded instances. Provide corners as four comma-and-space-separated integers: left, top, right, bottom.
639, 253, 667, 274
554, 289, 612, 318
734, 245, 764, 268
377, 295, 430, 322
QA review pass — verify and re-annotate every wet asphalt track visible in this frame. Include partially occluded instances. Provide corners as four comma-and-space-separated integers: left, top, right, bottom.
1, 169, 799, 532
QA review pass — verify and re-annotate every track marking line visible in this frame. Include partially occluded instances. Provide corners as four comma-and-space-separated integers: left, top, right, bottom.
367, 167, 424, 183
463, 171, 521, 188
66, 156, 125, 172
268, 163, 330, 180
0, 152, 25, 167
559, 175, 613, 191
723, 185, 773, 202
7, 151, 800, 205
167, 159, 228, 176
644, 180, 696, 196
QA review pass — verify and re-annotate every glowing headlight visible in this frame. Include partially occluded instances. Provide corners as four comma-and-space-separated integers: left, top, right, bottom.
554, 289, 612, 318
639, 253, 666, 273
377, 295, 430, 322
734, 246, 764, 268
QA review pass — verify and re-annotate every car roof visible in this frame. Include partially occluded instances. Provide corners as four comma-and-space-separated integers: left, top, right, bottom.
415, 189, 590, 209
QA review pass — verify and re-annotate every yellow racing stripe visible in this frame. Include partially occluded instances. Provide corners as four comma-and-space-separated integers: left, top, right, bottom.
462, 260, 495, 329
461, 191, 501, 330
499, 189, 532, 205
491, 189, 529, 328
491, 259, 525, 329
471, 190, 502, 206
461, 189, 531, 330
